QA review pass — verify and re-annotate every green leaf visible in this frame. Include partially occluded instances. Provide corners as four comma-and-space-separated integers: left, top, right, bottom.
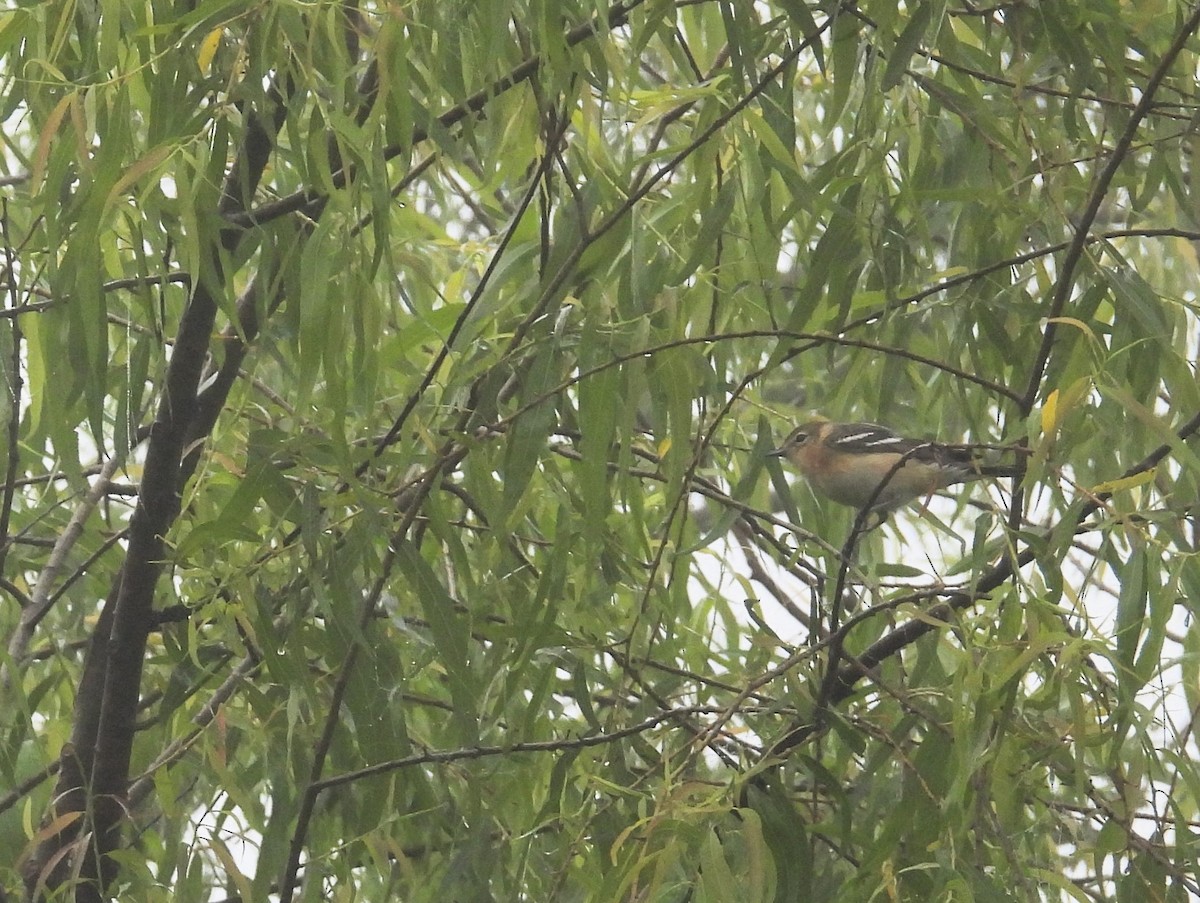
1114, 550, 1148, 701
500, 341, 561, 529
827, 14, 862, 124
777, 0, 825, 71
394, 540, 479, 741
578, 355, 619, 547
699, 828, 738, 901
882, 4, 934, 91
297, 217, 339, 410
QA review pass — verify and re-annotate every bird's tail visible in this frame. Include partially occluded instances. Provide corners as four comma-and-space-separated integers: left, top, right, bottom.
975, 462, 1023, 479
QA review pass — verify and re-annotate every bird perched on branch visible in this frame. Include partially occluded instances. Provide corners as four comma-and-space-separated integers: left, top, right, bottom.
769, 420, 1020, 512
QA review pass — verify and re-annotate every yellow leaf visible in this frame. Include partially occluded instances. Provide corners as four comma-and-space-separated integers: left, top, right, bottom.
1041, 389, 1059, 437
207, 837, 253, 902
1043, 315, 1099, 343
30, 92, 74, 189
210, 450, 244, 476
1092, 470, 1156, 495
197, 27, 223, 75
104, 144, 174, 212
1041, 377, 1093, 436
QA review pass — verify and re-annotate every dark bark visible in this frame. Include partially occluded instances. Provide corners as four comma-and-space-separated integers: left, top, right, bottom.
21, 83, 291, 902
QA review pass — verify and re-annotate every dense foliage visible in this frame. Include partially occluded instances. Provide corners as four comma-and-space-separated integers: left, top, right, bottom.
0, 0, 1198, 900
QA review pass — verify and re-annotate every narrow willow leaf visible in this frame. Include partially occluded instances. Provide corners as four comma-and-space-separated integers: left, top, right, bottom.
1114, 551, 1148, 700
778, 0, 825, 71
103, 144, 173, 213
827, 15, 861, 124
699, 828, 739, 901
297, 218, 338, 411
30, 92, 74, 190
578, 360, 619, 547
1131, 558, 1166, 691
500, 342, 560, 529
882, 4, 933, 91
393, 540, 478, 740
197, 26, 223, 74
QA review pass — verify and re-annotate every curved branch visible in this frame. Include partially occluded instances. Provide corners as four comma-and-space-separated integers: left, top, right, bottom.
311, 706, 713, 794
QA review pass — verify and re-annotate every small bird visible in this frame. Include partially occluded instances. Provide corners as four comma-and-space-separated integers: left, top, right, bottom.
769, 419, 1020, 511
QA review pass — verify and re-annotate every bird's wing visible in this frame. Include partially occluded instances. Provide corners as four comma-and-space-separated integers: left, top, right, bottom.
825, 422, 974, 467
